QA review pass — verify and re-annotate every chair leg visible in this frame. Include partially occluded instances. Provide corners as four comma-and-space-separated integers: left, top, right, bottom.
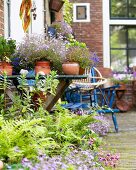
112, 112, 118, 133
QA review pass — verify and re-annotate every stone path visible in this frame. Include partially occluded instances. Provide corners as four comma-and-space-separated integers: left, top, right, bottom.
103, 111, 136, 170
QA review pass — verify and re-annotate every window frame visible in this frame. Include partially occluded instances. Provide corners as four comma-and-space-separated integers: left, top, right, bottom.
73, 3, 90, 22
110, 25, 136, 70
110, 0, 136, 20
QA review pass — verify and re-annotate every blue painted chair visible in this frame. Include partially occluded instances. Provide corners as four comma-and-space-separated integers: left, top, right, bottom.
63, 67, 120, 132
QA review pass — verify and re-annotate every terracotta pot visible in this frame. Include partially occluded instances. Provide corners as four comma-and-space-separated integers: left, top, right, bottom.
0, 62, 13, 75
117, 82, 126, 90
35, 61, 51, 75
116, 100, 131, 112
79, 67, 85, 75
35, 61, 50, 67
62, 62, 79, 75
49, 0, 64, 12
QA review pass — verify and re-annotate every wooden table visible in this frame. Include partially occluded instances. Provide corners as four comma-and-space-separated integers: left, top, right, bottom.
6, 75, 88, 112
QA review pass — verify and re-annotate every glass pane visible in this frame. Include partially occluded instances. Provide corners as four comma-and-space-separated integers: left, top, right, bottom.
111, 50, 127, 71
128, 50, 136, 67
110, 26, 126, 48
129, 0, 136, 18
128, 28, 136, 48
111, 0, 127, 18
76, 6, 87, 20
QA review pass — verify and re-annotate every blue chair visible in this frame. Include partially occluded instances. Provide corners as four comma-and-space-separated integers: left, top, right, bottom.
63, 67, 120, 132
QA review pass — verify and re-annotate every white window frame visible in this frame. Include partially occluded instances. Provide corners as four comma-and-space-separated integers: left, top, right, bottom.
73, 3, 90, 22
102, 0, 136, 68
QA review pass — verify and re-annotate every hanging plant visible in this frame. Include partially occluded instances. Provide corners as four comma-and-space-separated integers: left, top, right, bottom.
19, 0, 32, 32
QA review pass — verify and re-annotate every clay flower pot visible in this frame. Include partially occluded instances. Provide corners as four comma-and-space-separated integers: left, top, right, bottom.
62, 62, 79, 75
79, 67, 85, 75
0, 62, 13, 75
35, 61, 51, 75
49, 0, 64, 12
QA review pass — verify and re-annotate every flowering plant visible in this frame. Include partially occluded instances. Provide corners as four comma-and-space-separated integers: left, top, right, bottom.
65, 46, 92, 69
15, 34, 65, 72
51, 21, 73, 39
111, 71, 133, 84
0, 36, 16, 62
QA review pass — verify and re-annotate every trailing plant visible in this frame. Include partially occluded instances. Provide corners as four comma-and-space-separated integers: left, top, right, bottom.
15, 34, 64, 72
63, 0, 73, 25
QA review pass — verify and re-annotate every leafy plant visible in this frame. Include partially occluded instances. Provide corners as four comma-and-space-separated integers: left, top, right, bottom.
65, 46, 92, 69
63, 0, 73, 25
15, 34, 64, 72
0, 116, 55, 163
0, 36, 16, 62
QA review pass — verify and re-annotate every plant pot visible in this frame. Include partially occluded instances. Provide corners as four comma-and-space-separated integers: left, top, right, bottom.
35, 61, 51, 75
116, 82, 126, 90
79, 67, 85, 75
62, 62, 79, 75
49, 0, 64, 12
0, 62, 13, 75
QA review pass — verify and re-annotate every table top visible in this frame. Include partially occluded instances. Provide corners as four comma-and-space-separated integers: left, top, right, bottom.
4, 74, 87, 80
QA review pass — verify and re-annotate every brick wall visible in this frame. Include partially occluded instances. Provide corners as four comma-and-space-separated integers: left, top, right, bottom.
71, 0, 103, 67
0, 0, 4, 36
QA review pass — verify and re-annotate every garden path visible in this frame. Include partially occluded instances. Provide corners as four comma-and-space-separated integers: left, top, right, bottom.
103, 110, 136, 170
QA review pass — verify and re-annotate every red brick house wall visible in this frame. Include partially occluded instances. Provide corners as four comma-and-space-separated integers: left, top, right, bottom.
71, 0, 103, 67
0, 0, 4, 36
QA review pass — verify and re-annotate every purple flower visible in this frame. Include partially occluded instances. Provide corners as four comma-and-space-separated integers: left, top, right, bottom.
90, 52, 100, 65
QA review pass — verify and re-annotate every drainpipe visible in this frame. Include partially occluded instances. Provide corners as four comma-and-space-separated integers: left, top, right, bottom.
43, 0, 51, 37
7, 0, 11, 37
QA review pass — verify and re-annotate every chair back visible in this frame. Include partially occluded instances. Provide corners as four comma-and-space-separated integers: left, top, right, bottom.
72, 66, 107, 90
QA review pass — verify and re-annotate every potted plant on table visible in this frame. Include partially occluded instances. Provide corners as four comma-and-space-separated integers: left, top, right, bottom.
15, 34, 64, 75
0, 36, 16, 75
63, 45, 92, 75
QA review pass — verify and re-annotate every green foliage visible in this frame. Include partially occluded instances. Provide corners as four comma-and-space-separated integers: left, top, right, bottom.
63, 0, 73, 25
65, 46, 92, 69
0, 36, 16, 62
31, 71, 59, 96
0, 116, 52, 163
0, 73, 12, 111
0, 71, 101, 164
66, 37, 87, 48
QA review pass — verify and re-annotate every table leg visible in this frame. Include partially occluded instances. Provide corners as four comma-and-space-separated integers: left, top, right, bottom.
43, 80, 71, 112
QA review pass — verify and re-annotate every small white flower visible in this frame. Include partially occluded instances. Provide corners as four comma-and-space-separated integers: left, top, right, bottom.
20, 69, 29, 75
37, 71, 45, 75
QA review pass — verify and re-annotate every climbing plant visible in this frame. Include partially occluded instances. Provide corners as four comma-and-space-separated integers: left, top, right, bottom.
63, 0, 73, 25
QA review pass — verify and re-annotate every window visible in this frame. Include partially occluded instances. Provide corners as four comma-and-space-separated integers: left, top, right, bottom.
110, 25, 136, 71
73, 3, 90, 22
110, 0, 136, 19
